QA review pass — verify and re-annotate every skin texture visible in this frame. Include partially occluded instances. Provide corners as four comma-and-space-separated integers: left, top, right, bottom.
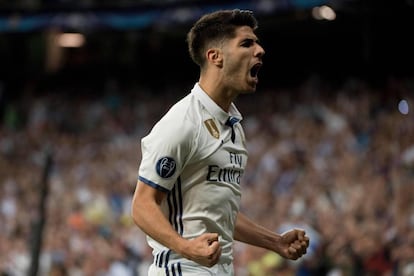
132, 180, 222, 267
199, 26, 264, 112
132, 23, 309, 268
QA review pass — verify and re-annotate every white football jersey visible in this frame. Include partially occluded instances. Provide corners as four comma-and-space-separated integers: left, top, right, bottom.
138, 83, 248, 271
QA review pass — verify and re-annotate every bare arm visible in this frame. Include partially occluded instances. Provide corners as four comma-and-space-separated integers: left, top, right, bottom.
234, 212, 309, 260
131, 180, 222, 267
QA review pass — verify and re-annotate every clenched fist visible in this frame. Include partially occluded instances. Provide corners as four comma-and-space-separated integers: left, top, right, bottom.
180, 233, 222, 267
277, 229, 310, 260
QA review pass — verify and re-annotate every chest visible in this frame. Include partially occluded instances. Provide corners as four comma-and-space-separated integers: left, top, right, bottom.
185, 119, 248, 186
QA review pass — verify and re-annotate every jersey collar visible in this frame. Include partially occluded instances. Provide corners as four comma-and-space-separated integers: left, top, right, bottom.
192, 83, 243, 125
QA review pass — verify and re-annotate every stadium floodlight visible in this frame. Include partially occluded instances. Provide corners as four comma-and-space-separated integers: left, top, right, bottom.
312, 5, 336, 21
56, 32, 85, 48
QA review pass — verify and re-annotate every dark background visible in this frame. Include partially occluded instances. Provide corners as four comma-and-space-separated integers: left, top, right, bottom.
0, 2, 413, 275
1, 0, 413, 99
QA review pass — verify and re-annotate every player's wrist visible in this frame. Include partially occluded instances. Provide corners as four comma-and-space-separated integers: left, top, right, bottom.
270, 233, 284, 254
173, 236, 191, 257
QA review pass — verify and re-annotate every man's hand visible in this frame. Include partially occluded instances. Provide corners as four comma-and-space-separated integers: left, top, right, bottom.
277, 229, 310, 260
180, 233, 222, 267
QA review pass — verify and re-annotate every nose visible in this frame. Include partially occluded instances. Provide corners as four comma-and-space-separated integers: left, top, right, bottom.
255, 44, 265, 58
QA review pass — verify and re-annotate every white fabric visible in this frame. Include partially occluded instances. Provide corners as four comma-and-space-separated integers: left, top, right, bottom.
138, 83, 247, 270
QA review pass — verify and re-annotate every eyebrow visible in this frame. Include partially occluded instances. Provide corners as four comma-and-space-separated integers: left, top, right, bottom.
241, 37, 260, 44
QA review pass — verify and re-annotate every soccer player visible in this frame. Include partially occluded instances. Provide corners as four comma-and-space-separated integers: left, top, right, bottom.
131, 9, 309, 275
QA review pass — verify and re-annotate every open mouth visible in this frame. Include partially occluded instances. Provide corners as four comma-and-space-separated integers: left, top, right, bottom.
250, 63, 262, 78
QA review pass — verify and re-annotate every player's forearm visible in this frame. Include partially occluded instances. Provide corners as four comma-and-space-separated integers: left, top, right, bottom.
131, 190, 187, 255
234, 212, 282, 253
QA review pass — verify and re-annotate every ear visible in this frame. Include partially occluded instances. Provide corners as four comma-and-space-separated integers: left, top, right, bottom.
206, 48, 223, 67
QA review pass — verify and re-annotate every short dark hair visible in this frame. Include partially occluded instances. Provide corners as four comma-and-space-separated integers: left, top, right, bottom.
186, 9, 258, 67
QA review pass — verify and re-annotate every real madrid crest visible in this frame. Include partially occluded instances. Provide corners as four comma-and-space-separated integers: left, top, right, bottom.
204, 119, 220, 139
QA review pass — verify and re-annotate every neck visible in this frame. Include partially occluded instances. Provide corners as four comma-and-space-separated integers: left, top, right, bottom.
198, 75, 237, 113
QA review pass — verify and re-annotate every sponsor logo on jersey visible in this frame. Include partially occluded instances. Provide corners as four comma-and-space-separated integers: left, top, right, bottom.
206, 152, 244, 185
204, 119, 220, 139
156, 157, 176, 178
207, 165, 243, 185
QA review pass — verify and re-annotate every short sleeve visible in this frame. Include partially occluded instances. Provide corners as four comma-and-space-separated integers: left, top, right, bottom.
138, 116, 195, 192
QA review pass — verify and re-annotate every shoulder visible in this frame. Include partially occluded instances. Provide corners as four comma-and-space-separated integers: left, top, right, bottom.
144, 93, 203, 147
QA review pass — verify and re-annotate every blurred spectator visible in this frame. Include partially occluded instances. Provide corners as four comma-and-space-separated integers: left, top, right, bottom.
1, 75, 414, 275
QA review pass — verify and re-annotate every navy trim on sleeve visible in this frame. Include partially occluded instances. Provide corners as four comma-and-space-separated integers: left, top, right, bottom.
138, 176, 170, 193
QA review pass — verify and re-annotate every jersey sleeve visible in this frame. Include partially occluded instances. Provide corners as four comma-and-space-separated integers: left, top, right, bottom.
138, 115, 196, 192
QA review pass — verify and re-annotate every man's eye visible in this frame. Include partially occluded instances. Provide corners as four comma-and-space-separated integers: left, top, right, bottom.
241, 40, 253, 47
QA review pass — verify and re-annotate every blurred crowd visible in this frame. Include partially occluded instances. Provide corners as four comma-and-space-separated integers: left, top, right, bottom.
0, 75, 414, 276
